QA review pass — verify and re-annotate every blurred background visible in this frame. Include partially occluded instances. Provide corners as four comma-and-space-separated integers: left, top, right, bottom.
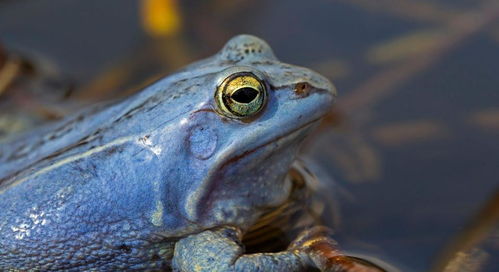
0, 0, 498, 271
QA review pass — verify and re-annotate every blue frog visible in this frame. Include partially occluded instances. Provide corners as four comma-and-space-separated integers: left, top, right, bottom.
0, 35, 340, 271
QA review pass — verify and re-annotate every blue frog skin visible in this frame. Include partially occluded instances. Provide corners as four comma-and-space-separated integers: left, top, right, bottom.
0, 35, 337, 271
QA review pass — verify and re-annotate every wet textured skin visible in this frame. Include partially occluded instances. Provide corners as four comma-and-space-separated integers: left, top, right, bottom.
0, 35, 336, 271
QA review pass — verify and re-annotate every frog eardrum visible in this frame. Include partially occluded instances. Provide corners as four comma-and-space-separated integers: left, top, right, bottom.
215, 71, 267, 118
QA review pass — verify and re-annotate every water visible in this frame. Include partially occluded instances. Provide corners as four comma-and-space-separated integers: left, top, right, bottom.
1, 0, 498, 271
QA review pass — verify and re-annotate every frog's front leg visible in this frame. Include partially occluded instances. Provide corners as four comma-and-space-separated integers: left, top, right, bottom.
172, 226, 305, 271
172, 226, 354, 272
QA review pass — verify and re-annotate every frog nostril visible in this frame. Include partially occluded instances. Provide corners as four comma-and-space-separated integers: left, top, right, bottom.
294, 82, 311, 97
231, 87, 259, 103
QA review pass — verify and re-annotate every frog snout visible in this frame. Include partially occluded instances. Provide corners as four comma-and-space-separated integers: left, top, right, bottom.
306, 72, 337, 98
294, 80, 336, 100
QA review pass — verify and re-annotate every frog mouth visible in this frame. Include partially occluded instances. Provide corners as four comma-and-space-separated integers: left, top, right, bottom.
221, 117, 321, 168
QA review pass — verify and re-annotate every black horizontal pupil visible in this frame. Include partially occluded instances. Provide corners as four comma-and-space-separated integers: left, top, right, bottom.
231, 87, 259, 103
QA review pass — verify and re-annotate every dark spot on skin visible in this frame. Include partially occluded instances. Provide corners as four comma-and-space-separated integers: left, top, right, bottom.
90, 161, 98, 173
118, 244, 132, 253
175, 78, 188, 84
118, 244, 131, 253
113, 94, 163, 124
91, 128, 103, 137
104, 146, 119, 157
184, 83, 201, 92
248, 60, 275, 66
117, 101, 150, 122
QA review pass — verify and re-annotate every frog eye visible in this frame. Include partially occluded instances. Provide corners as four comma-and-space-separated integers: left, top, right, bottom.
215, 72, 267, 118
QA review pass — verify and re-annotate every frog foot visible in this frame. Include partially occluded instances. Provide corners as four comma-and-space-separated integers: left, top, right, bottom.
289, 226, 383, 272
172, 225, 381, 272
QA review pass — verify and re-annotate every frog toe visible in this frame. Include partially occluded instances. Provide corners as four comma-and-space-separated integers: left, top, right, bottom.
289, 226, 383, 272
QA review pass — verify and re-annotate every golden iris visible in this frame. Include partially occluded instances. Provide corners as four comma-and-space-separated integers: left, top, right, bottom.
215, 72, 267, 118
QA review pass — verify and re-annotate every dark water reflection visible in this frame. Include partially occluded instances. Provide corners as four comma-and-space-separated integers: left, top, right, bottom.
1, 0, 498, 271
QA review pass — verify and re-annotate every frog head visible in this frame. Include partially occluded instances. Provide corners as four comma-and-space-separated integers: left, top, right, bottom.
147, 35, 336, 232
